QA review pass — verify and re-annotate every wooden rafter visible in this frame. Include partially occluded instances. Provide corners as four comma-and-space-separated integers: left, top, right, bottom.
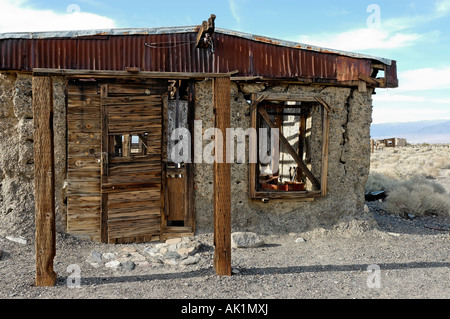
358, 73, 381, 87
258, 92, 325, 103
314, 97, 331, 113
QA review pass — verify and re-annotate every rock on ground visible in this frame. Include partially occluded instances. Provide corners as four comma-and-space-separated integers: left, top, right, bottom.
231, 232, 265, 248
120, 261, 136, 271
5, 236, 27, 245
91, 251, 102, 264
180, 256, 200, 266
105, 261, 121, 269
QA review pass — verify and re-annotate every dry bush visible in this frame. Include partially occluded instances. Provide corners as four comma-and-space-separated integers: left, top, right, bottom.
384, 182, 450, 217
434, 156, 450, 170
370, 146, 450, 180
365, 172, 400, 193
405, 176, 447, 194
368, 146, 450, 217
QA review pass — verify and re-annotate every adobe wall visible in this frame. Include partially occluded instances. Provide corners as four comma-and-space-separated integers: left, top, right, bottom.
0, 73, 67, 237
0, 73, 375, 239
194, 80, 376, 235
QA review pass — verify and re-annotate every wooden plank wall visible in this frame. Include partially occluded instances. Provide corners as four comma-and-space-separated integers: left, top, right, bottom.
67, 81, 102, 242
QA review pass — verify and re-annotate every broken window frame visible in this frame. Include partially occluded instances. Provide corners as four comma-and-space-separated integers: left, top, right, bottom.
110, 133, 149, 157
249, 92, 330, 201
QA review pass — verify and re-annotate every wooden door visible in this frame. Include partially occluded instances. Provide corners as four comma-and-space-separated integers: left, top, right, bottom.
100, 81, 167, 244
67, 81, 103, 242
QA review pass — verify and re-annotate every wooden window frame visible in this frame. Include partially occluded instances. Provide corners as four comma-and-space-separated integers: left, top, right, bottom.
249, 92, 331, 201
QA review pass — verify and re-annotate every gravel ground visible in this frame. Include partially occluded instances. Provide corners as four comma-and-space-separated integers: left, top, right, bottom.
0, 205, 448, 300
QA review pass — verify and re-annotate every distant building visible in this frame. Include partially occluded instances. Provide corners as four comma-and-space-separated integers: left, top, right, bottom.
371, 138, 407, 152
395, 138, 407, 147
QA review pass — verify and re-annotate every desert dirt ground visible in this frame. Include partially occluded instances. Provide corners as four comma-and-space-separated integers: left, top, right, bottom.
0, 146, 449, 300
0, 210, 448, 300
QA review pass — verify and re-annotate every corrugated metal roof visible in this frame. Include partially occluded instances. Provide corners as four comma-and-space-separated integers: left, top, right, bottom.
0, 26, 398, 86
0, 26, 393, 65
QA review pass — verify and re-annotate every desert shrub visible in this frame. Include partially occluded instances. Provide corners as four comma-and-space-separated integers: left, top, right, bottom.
400, 176, 447, 194
365, 173, 400, 193
369, 146, 450, 217
370, 147, 448, 179
384, 183, 450, 217
434, 156, 450, 170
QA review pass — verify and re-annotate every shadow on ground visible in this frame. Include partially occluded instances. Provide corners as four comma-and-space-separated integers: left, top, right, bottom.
66, 261, 450, 287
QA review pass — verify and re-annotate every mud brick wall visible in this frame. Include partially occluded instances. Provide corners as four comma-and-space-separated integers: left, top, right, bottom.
194, 80, 375, 234
0, 73, 374, 238
0, 73, 67, 237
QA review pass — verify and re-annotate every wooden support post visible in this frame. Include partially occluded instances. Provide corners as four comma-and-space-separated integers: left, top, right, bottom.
298, 107, 307, 183
33, 76, 57, 287
358, 80, 367, 93
187, 80, 196, 232
321, 107, 330, 197
249, 93, 258, 199
100, 85, 109, 243
213, 77, 232, 276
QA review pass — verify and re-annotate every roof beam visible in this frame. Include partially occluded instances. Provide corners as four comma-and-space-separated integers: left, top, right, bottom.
358, 73, 381, 87
32, 68, 237, 79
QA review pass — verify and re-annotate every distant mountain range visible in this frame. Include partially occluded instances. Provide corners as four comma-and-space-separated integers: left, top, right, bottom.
371, 120, 450, 144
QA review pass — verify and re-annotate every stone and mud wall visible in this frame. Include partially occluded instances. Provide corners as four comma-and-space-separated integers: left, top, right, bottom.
0, 73, 374, 238
0, 73, 66, 238
194, 80, 375, 235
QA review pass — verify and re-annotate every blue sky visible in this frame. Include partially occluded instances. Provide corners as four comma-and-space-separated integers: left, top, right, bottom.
1, 0, 449, 124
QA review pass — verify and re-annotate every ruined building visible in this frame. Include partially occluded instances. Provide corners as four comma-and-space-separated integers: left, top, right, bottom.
0, 22, 398, 244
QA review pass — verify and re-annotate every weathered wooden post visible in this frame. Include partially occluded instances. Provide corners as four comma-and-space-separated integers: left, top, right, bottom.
33, 75, 57, 287
213, 77, 232, 276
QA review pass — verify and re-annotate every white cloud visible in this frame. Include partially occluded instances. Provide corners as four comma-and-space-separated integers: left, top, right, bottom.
372, 66, 450, 121
229, 0, 241, 24
435, 0, 450, 17
398, 67, 450, 91
372, 105, 450, 124
373, 92, 425, 103
297, 28, 423, 52
294, 1, 450, 53
432, 98, 450, 104
372, 65, 450, 124
0, 0, 116, 33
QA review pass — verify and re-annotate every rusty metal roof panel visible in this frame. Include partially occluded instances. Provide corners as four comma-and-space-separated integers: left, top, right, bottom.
0, 26, 394, 64
0, 27, 397, 86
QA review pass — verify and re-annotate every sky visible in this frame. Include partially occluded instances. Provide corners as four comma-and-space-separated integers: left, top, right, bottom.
0, 0, 449, 124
